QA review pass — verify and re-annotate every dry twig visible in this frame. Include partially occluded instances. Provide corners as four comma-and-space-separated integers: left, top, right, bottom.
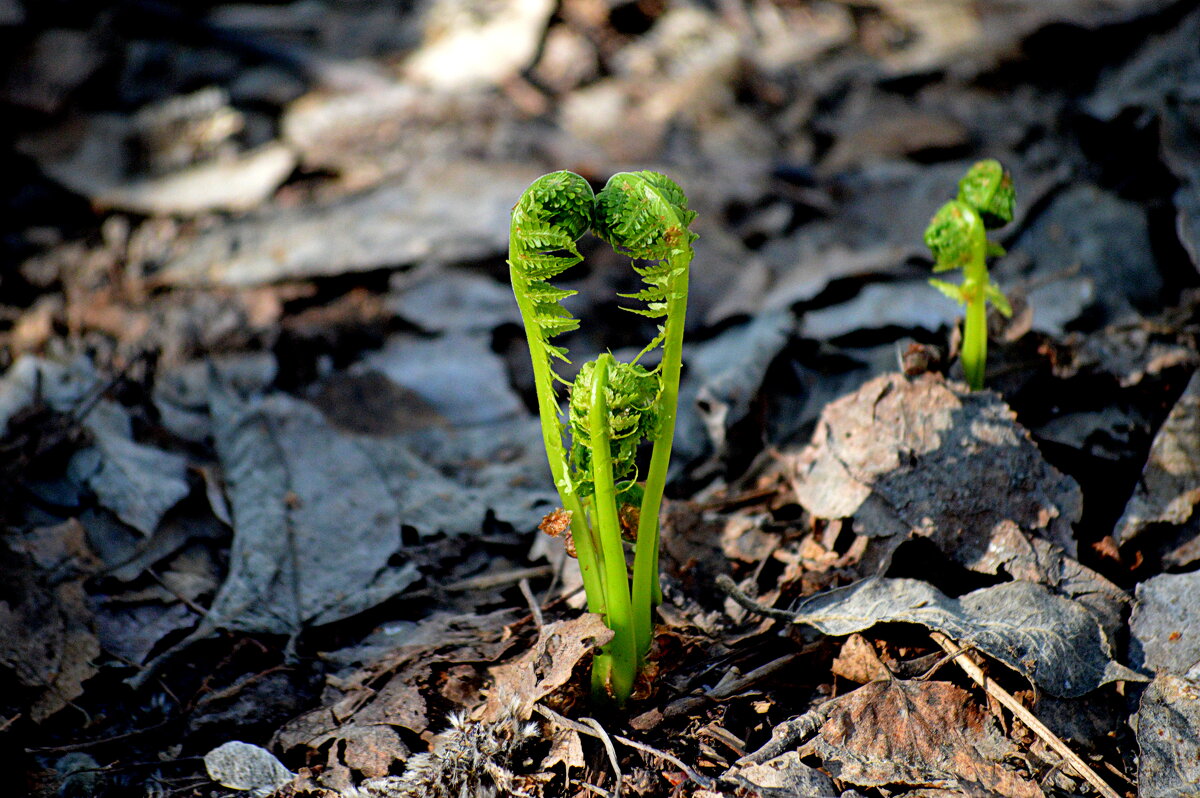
930, 631, 1122, 798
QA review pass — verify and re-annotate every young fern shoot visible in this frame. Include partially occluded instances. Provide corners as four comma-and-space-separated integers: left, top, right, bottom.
594, 171, 697, 664
925, 159, 1015, 391
508, 171, 606, 616
509, 169, 696, 706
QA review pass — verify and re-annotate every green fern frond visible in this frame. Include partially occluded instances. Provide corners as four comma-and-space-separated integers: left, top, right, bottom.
509, 171, 595, 371
568, 358, 660, 499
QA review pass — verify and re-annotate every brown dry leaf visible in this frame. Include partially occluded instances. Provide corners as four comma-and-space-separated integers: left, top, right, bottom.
831, 634, 889, 684
0, 524, 100, 723
275, 609, 520, 782
541, 724, 586, 776
800, 679, 1044, 797
788, 372, 1081, 573
340, 724, 410, 780
484, 613, 613, 720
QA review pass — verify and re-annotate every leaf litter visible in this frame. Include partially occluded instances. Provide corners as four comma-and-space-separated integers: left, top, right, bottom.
3, 1, 1200, 796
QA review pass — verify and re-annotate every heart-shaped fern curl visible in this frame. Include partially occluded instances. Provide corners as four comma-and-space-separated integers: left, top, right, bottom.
508, 169, 697, 706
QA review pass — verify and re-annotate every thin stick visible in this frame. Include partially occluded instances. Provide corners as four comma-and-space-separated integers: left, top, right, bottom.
535, 705, 712, 789
519, 578, 544, 631
707, 653, 799, 700
715, 574, 798, 622
580, 717, 622, 798
929, 631, 1122, 798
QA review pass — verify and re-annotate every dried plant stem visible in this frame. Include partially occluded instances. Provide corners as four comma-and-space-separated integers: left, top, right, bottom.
929, 631, 1121, 798
534, 704, 712, 789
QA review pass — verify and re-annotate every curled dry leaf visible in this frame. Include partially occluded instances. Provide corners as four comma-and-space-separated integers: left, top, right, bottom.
484, 613, 614, 720
800, 679, 1045, 797
788, 372, 1081, 573
1115, 368, 1200, 546
785, 576, 1140, 698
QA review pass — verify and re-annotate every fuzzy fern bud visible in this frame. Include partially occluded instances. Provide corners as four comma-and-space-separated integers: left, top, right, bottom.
568, 358, 660, 498
956, 159, 1015, 229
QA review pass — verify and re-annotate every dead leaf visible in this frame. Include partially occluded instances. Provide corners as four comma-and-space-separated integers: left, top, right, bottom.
800, 679, 1044, 797
1115, 368, 1200, 545
725, 750, 837, 798
831, 634, 890, 684
196, 385, 428, 638
1136, 673, 1200, 797
788, 373, 1081, 573
484, 613, 613, 720
785, 576, 1140, 698
0, 537, 99, 723
340, 725, 410, 779
275, 609, 520, 776
1131, 571, 1200, 676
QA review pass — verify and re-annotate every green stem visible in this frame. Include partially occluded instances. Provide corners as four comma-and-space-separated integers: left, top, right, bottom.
961, 215, 989, 391
589, 353, 636, 704
509, 264, 606, 617
632, 246, 692, 662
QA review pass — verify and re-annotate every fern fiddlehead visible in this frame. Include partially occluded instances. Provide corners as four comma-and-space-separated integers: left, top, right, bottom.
508, 171, 606, 615
925, 160, 1015, 390
595, 171, 697, 664
509, 169, 696, 705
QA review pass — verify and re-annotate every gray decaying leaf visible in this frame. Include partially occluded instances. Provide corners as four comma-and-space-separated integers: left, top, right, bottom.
1162, 101, 1200, 272
788, 577, 1139, 698
673, 310, 794, 470
69, 400, 189, 537
1135, 674, 1200, 798
799, 679, 1044, 797
724, 750, 837, 797
1131, 571, 1200, 676
1115, 368, 1200, 545
200, 386, 425, 636
1005, 185, 1162, 327
0, 355, 100, 435
354, 332, 524, 426
789, 373, 1081, 573
203, 740, 294, 797
388, 265, 521, 333
403, 0, 554, 90
152, 161, 544, 287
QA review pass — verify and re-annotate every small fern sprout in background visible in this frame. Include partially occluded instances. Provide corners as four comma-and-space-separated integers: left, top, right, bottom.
924, 159, 1016, 391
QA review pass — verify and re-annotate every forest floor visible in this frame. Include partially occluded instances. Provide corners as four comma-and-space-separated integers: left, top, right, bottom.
2, 0, 1200, 796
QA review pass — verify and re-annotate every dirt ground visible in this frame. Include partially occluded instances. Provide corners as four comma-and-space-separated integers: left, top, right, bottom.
2, 0, 1199, 796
